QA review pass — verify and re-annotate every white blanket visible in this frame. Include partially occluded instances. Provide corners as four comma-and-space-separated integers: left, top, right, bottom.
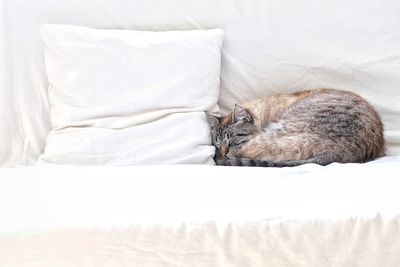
1, 157, 400, 266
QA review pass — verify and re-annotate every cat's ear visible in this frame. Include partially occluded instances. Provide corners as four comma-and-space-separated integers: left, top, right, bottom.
233, 104, 252, 123
206, 112, 220, 129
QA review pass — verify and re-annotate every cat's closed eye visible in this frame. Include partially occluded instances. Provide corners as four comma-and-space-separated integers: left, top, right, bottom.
229, 136, 246, 146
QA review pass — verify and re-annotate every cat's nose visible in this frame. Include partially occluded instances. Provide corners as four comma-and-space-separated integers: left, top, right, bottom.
219, 145, 229, 157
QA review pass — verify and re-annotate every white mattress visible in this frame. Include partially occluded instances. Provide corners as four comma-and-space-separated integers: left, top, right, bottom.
1, 157, 400, 266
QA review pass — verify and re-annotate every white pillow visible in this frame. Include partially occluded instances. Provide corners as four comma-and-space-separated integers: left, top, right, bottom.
39, 24, 224, 165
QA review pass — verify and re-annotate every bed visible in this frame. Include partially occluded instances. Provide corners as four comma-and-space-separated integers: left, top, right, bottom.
1, 0, 400, 265
1, 158, 400, 266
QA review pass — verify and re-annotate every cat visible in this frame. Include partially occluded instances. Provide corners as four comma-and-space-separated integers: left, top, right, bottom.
207, 88, 385, 167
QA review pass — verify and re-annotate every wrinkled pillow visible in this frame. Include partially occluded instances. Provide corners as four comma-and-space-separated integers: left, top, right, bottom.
40, 24, 224, 165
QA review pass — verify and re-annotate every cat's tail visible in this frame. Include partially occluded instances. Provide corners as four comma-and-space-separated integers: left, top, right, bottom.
214, 157, 317, 167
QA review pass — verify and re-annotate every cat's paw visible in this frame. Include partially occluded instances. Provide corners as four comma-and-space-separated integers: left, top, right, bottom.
213, 156, 224, 165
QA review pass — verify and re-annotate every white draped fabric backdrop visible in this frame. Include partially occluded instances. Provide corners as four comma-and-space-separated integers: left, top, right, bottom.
1, 0, 400, 166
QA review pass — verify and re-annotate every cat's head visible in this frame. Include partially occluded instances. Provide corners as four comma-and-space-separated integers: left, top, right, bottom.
206, 104, 255, 158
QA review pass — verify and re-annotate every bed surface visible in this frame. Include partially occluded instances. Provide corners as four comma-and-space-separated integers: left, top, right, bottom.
1, 157, 399, 266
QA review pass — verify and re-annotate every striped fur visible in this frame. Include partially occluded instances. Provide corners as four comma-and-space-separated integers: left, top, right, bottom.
214, 157, 317, 167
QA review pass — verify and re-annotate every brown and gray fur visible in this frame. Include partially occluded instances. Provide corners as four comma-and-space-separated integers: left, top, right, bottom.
207, 89, 385, 167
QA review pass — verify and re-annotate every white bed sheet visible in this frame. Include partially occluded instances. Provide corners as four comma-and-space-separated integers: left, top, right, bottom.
1, 157, 400, 266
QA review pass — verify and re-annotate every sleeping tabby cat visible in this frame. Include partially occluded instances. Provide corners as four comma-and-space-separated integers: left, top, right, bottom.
207, 88, 385, 167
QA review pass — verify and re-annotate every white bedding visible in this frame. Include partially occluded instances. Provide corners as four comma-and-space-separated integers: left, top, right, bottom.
2, 0, 400, 265
1, 157, 400, 266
